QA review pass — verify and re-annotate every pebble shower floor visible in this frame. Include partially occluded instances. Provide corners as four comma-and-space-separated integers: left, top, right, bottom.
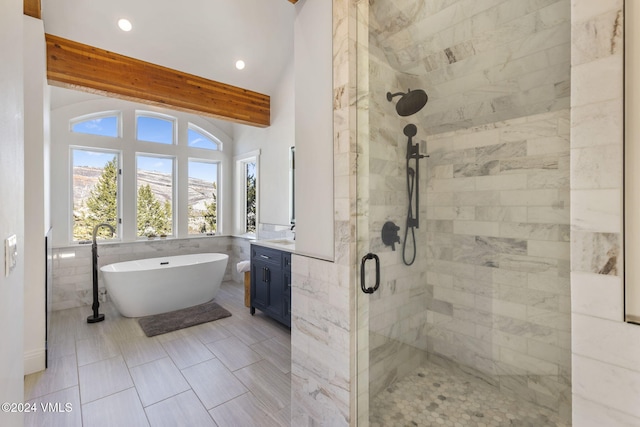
370, 359, 569, 427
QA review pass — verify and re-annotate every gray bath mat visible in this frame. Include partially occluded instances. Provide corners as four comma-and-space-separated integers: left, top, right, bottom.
138, 300, 231, 337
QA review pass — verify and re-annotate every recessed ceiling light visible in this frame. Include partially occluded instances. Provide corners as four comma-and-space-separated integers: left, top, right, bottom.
118, 18, 132, 32
235, 60, 245, 70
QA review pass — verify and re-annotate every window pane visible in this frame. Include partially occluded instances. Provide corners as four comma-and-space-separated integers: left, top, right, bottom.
246, 162, 256, 233
188, 161, 218, 234
137, 155, 174, 237
72, 149, 118, 241
71, 115, 118, 138
136, 115, 174, 144
188, 126, 219, 150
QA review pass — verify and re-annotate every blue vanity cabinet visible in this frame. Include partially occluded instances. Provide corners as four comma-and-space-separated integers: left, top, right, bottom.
250, 244, 291, 327
283, 252, 292, 327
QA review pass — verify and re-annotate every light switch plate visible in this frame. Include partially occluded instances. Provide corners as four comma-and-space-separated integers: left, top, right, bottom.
5, 234, 17, 277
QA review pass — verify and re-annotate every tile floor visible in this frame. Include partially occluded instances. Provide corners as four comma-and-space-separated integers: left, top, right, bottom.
24, 281, 292, 427
370, 358, 569, 427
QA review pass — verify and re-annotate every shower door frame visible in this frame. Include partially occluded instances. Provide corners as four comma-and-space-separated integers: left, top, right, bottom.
353, 1, 433, 423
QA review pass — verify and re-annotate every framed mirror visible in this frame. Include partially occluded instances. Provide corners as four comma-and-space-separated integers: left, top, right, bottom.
626, 1, 639, 324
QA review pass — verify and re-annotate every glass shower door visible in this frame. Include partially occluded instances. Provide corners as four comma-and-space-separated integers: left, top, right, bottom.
355, 1, 432, 422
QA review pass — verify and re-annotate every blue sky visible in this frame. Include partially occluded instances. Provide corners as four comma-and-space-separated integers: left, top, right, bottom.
137, 116, 173, 144
188, 128, 218, 150
72, 149, 116, 169
246, 161, 256, 177
136, 155, 173, 174
72, 116, 218, 182
71, 116, 118, 137
188, 161, 217, 183
72, 115, 219, 151
73, 151, 216, 183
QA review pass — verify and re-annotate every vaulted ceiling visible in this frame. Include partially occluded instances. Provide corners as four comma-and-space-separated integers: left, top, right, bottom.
39, 0, 295, 98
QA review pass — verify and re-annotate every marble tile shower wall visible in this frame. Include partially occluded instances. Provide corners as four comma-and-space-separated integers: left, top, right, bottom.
424, 109, 571, 420
51, 237, 250, 311
368, 0, 570, 134
569, 1, 640, 425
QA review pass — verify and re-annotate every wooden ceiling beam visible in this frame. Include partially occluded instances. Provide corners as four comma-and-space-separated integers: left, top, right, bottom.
45, 33, 270, 127
24, 0, 41, 19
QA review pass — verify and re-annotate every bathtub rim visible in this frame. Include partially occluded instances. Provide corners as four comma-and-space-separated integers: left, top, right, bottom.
100, 252, 229, 273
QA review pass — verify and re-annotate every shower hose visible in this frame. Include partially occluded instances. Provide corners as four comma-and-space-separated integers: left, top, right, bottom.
403, 161, 417, 266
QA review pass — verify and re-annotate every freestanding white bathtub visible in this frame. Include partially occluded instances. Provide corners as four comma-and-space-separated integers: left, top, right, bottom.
100, 253, 229, 317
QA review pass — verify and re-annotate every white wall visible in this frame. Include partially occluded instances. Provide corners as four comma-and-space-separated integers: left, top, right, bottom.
293, 0, 334, 260
23, 15, 50, 375
232, 57, 295, 227
0, 0, 25, 425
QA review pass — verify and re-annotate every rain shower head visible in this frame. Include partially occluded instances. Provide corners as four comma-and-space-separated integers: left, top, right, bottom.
386, 89, 428, 117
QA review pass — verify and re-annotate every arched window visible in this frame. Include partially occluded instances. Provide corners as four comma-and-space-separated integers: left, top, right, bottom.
136, 112, 175, 144
61, 106, 226, 243
70, 111, 120, 138
188, 123, 221, 150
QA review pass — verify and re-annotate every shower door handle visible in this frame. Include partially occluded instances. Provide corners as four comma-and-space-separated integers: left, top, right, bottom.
360, 253, 380, 294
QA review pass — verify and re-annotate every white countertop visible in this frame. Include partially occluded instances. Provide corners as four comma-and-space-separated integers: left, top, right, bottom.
251, 238, 295, 253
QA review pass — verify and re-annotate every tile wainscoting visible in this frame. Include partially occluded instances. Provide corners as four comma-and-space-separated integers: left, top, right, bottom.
51, 236, 251, 311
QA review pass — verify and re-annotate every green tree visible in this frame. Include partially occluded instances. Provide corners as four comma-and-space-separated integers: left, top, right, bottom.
137, 184, 171, 236
246, 167, 256, 233
74, 157, 117, 240
188, 182, 217, 234
203, 186, 217, 233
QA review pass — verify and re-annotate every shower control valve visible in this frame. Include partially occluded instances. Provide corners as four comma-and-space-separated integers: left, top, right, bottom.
381, 221, 401, 251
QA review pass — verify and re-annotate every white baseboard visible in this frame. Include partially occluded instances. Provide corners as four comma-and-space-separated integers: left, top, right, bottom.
24, 348, 46, 375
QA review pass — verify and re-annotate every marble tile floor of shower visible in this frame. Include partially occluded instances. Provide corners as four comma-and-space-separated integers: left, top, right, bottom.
24, 280, 291, 427
371, 359, 568, 427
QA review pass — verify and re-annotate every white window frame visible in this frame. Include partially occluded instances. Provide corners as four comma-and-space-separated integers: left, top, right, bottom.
135, 153, 177, 239
235, 150, 260, 236
55, 102, 230, 246
187, 159, 221, 235
69, 146, 122, 243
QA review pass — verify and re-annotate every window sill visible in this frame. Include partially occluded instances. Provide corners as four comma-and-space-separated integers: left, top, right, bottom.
58, 234, 229, 250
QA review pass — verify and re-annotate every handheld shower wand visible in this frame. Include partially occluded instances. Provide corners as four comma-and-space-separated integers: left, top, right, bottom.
402, 124, 427, 266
